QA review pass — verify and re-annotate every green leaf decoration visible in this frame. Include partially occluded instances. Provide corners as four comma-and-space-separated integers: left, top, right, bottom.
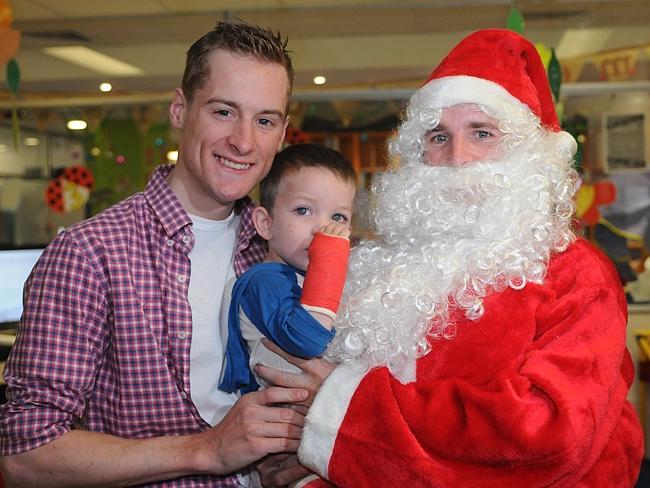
507, 6, 525, 34
6, 58, 20, 94
548, 49, 562, 102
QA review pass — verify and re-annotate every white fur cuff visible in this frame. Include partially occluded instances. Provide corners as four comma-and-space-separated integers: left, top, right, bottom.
298, 362, 366, 477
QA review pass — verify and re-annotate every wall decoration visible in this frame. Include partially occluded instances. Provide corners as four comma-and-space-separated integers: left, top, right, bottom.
1, 0, 21, 151
575, 181, 617, 226
506, 6, 525, 34
284, 126, 309, 145
45, 165, 94, 213
602, 112, 649, 173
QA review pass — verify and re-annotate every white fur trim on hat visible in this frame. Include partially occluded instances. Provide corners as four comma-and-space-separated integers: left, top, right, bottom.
412, 75, 538, 128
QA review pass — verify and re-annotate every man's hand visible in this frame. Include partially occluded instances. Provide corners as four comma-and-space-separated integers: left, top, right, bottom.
256, 453, 311, 487
255, 340, 337, 409
196, 386, 308, 475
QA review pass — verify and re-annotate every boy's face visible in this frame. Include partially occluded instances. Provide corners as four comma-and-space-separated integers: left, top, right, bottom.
168, 49, 290, 219
262, 166, 356, 271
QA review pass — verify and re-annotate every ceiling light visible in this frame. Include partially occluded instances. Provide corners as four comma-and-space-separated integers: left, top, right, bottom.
24, 137, 40, 146
166, 150, 178, 163
43, 46, 144, 76
99, 82, 112, 92
67, 119, 88, 130
313, 75, 327, 85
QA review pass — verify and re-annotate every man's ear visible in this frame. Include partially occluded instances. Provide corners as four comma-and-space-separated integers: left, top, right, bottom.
169, 88, 186, 129
252, 206, 273, 240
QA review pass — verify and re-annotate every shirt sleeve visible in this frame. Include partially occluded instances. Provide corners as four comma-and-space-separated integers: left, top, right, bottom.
240, 268, 335, 358
299, 240, 644, 487
0, 229, 109, 455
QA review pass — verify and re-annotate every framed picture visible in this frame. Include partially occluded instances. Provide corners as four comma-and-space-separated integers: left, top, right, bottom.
602, 112, 649, 173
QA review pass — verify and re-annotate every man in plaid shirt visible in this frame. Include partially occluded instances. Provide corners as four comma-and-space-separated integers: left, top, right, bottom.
0, 20, 309, 487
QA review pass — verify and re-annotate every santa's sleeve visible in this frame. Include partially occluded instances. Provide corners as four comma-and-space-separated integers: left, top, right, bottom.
298, 240, 644, 487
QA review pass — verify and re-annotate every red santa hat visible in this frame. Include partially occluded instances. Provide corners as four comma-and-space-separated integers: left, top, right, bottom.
417, 29, 572, 145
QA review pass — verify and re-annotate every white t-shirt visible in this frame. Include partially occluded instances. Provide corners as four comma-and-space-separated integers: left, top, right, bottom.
187, 211, 240, 426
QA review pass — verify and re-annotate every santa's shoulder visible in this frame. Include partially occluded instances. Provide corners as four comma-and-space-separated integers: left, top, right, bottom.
547, 237, 621, 288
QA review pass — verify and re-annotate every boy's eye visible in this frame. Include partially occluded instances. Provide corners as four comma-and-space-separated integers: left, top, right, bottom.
332, 213, 348, 222
295, 207, 311, 216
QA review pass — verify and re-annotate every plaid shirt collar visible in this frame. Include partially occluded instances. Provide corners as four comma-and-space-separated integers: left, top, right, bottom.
144, 165, 264, 276
144, 165, 192, 238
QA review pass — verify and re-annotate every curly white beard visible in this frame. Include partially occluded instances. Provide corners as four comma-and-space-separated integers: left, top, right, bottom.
326, 120, 578, 383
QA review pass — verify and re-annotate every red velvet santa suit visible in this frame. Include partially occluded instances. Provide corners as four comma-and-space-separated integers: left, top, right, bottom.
295, 29, 644, 487
298, 239, 644, 487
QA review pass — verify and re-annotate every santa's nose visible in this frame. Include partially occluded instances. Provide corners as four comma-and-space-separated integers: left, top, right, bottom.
448, 138, 475, 167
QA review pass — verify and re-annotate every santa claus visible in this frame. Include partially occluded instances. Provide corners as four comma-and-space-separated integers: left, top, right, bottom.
258, 29, 644, 487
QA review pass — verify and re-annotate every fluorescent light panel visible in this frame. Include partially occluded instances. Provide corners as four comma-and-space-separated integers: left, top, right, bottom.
43, 46, 144, 76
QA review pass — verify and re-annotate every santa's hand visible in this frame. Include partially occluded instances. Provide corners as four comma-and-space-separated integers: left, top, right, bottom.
256, 453, 310, 487
255, 340, 337, 408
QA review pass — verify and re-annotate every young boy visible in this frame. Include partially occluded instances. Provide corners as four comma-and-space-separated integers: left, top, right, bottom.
219, 143, 357, 395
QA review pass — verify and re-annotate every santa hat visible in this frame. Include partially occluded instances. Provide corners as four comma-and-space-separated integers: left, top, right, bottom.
416, 29, 572, 145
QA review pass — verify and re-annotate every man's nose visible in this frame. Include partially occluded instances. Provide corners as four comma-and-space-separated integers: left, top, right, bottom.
227, 120, 254, 154
448, 137, 475, 167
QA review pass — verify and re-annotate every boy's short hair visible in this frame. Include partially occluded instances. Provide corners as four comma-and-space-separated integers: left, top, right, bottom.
260, 143, 357, 212
182, 19, 294, 106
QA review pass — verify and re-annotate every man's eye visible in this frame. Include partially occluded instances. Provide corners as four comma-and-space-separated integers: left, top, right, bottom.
258, 118, 273, 127
477, 130, 491, 139
216, 109, 231, 117
429, 133, 448, 144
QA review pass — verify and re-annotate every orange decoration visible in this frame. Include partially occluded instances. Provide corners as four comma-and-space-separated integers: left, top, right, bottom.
0, 29, 20, 65
0, 0, 13, 29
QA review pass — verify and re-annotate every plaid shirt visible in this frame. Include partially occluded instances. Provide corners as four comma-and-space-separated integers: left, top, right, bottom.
0, 165, 267, 487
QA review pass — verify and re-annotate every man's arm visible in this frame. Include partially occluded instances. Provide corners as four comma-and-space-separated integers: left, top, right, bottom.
0, 386, 307, 487
254, 341, 336, 487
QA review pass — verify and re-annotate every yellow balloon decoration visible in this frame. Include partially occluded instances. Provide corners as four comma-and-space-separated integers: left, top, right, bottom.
535, 43, 552, 72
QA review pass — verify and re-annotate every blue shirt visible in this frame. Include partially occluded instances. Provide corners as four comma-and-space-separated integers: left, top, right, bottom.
220, 262, 336, 394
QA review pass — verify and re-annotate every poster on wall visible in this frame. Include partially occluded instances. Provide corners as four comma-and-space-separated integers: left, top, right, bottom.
602, 112, 649, 173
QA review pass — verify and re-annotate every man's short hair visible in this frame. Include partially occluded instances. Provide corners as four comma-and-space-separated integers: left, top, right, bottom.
182, 19, 294, 105
260, 143, 357, 213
